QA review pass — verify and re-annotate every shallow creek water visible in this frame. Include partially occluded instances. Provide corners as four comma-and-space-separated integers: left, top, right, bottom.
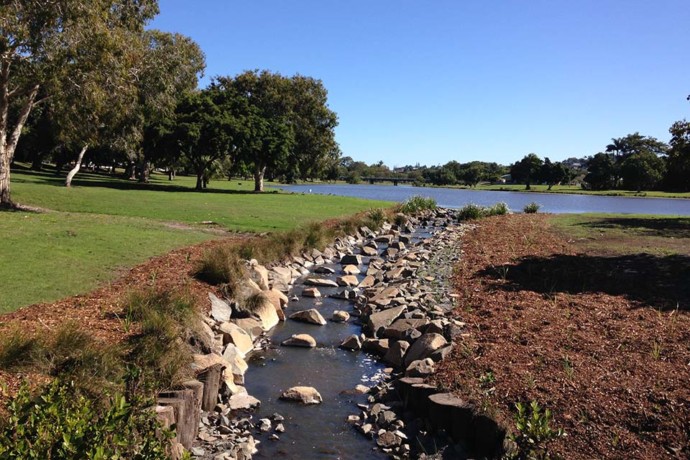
244, 228, 438, 459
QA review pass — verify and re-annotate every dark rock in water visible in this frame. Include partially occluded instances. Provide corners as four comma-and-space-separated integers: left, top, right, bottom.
340, 334, 362, 351
314, 266, 335, 274
340, 254, 362, 265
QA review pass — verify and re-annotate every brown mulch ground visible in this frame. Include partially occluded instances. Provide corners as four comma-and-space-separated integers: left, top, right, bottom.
433, 214, 690, 459
0, 236, 245, 402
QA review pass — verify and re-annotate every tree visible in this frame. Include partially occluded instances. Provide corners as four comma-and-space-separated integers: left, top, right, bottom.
136, 30, 205, 182
665, 120, 690, 191
584, 153, 616, 190
540, 158, 570, 190
215, 71, 294, 192
283, 75, 339, 182
0, 0, 159, 206
620, 151, 666, 191
510, 153, 543, 190
173, 89, 239, 190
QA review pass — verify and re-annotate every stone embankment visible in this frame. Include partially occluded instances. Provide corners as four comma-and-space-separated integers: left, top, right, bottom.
156, 208, 504, 459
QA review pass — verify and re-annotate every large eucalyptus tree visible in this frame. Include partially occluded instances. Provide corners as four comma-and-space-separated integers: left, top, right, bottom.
0, 0, 159, 204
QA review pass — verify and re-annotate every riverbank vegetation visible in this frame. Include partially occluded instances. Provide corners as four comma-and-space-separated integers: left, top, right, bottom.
434, 213, 690, 458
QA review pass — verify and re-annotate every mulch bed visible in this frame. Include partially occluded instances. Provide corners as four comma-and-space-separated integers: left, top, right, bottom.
0, 236, 246, 402
433, 214, 690, 459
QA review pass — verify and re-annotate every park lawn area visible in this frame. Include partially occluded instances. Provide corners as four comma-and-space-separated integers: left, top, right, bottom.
472, 182, 690, 199
11, 168, 391, 232
1, 167, 391, 312
434, 213, 690, 459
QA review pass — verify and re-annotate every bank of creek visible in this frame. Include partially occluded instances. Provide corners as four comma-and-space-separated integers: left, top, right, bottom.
179, 208, 493, 460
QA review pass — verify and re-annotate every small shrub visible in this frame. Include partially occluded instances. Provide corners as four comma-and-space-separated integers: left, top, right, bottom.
400, 195, 437, 214
486, 202, 509, 216
303, 222, 329, 251
393, 213, 408, 227
194, 246, 246, 290
458, 203, 484, 221
507, 401, 565, 460
367, 208, 386, 228
0, 330, 41, 370
125, 290, 196, 389
523, 202, 541, 214
0, 379, 172, 459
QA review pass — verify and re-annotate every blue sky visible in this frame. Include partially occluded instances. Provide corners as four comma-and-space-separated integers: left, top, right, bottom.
150, 0, 690, 167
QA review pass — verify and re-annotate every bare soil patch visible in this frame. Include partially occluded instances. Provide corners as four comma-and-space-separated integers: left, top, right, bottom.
433, 214, 690, 459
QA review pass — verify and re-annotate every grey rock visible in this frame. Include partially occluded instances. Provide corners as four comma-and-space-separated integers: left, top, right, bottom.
209, 293, 232, 323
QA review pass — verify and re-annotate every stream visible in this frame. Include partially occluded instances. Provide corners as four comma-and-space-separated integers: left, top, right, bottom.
243, 225, 440, 459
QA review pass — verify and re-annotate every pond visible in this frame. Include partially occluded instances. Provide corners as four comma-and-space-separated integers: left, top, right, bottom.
278, 184, 690, 216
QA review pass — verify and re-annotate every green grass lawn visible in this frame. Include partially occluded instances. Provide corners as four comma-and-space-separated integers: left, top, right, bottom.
472, 183, 690, 199
1, 166, 392, 313
550, 213, 690, 257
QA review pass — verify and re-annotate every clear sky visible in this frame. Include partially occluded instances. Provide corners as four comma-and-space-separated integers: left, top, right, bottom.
149, 0, 690, 167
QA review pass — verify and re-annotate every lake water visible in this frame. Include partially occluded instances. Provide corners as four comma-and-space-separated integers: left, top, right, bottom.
278, 184, 690, 216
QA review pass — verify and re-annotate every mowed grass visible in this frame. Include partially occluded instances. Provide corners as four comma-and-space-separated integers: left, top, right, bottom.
550, 213, 690, 257
12, 168, 391, 232
1, 167, 391, 312
473, 183, 690, 199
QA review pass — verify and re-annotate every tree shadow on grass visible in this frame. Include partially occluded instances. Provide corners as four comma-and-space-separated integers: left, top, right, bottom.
575, 217, 690, 239
479, 253, 690, 311
11, 167, 279, 195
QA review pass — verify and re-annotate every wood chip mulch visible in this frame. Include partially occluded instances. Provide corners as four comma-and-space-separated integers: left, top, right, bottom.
433, 214, 690, 459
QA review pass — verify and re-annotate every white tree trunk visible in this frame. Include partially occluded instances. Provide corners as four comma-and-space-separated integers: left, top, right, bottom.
65, 144, 89, 187
254, 165, 266, 192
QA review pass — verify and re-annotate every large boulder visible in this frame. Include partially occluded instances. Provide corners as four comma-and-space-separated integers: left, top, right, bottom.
342, 264, 361, 275
279, 386, 322, 404
302, 287, 322, 298
358, 275, 377, 289
222, 343, 249, 384
270, 266, 293, 292
405, 358, 435, 378
208, 293, 232, 323
228, 393, 261, 411
191, 353, 230, 375
383, 318, 429, 340
246, 293, 280, 331
340, 334, 362, 351
218, 322, 254, 356
230, 318, 264, 341
331, 310, 350, 322
337, 275, 359, 287
367, 306, 406, 336
384, 340, 409, 368
249, 263, 270, 290
404, 333, 448, 367
369, 286, 401, 307
289, 309, 327, 325
340, 254, 362, 265
281, 334, 317, 348
303, 278, 338, 288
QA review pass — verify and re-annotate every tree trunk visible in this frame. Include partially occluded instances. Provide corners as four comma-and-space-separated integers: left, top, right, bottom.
0, 149, 11, 208
254, 165, 266, 192
168, 169, 174, 181
525, 182, 531, 190
195, 171, 203, 190
138, 159, 150, 183
65, 144, 88, 187
0, 77, 40, 207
